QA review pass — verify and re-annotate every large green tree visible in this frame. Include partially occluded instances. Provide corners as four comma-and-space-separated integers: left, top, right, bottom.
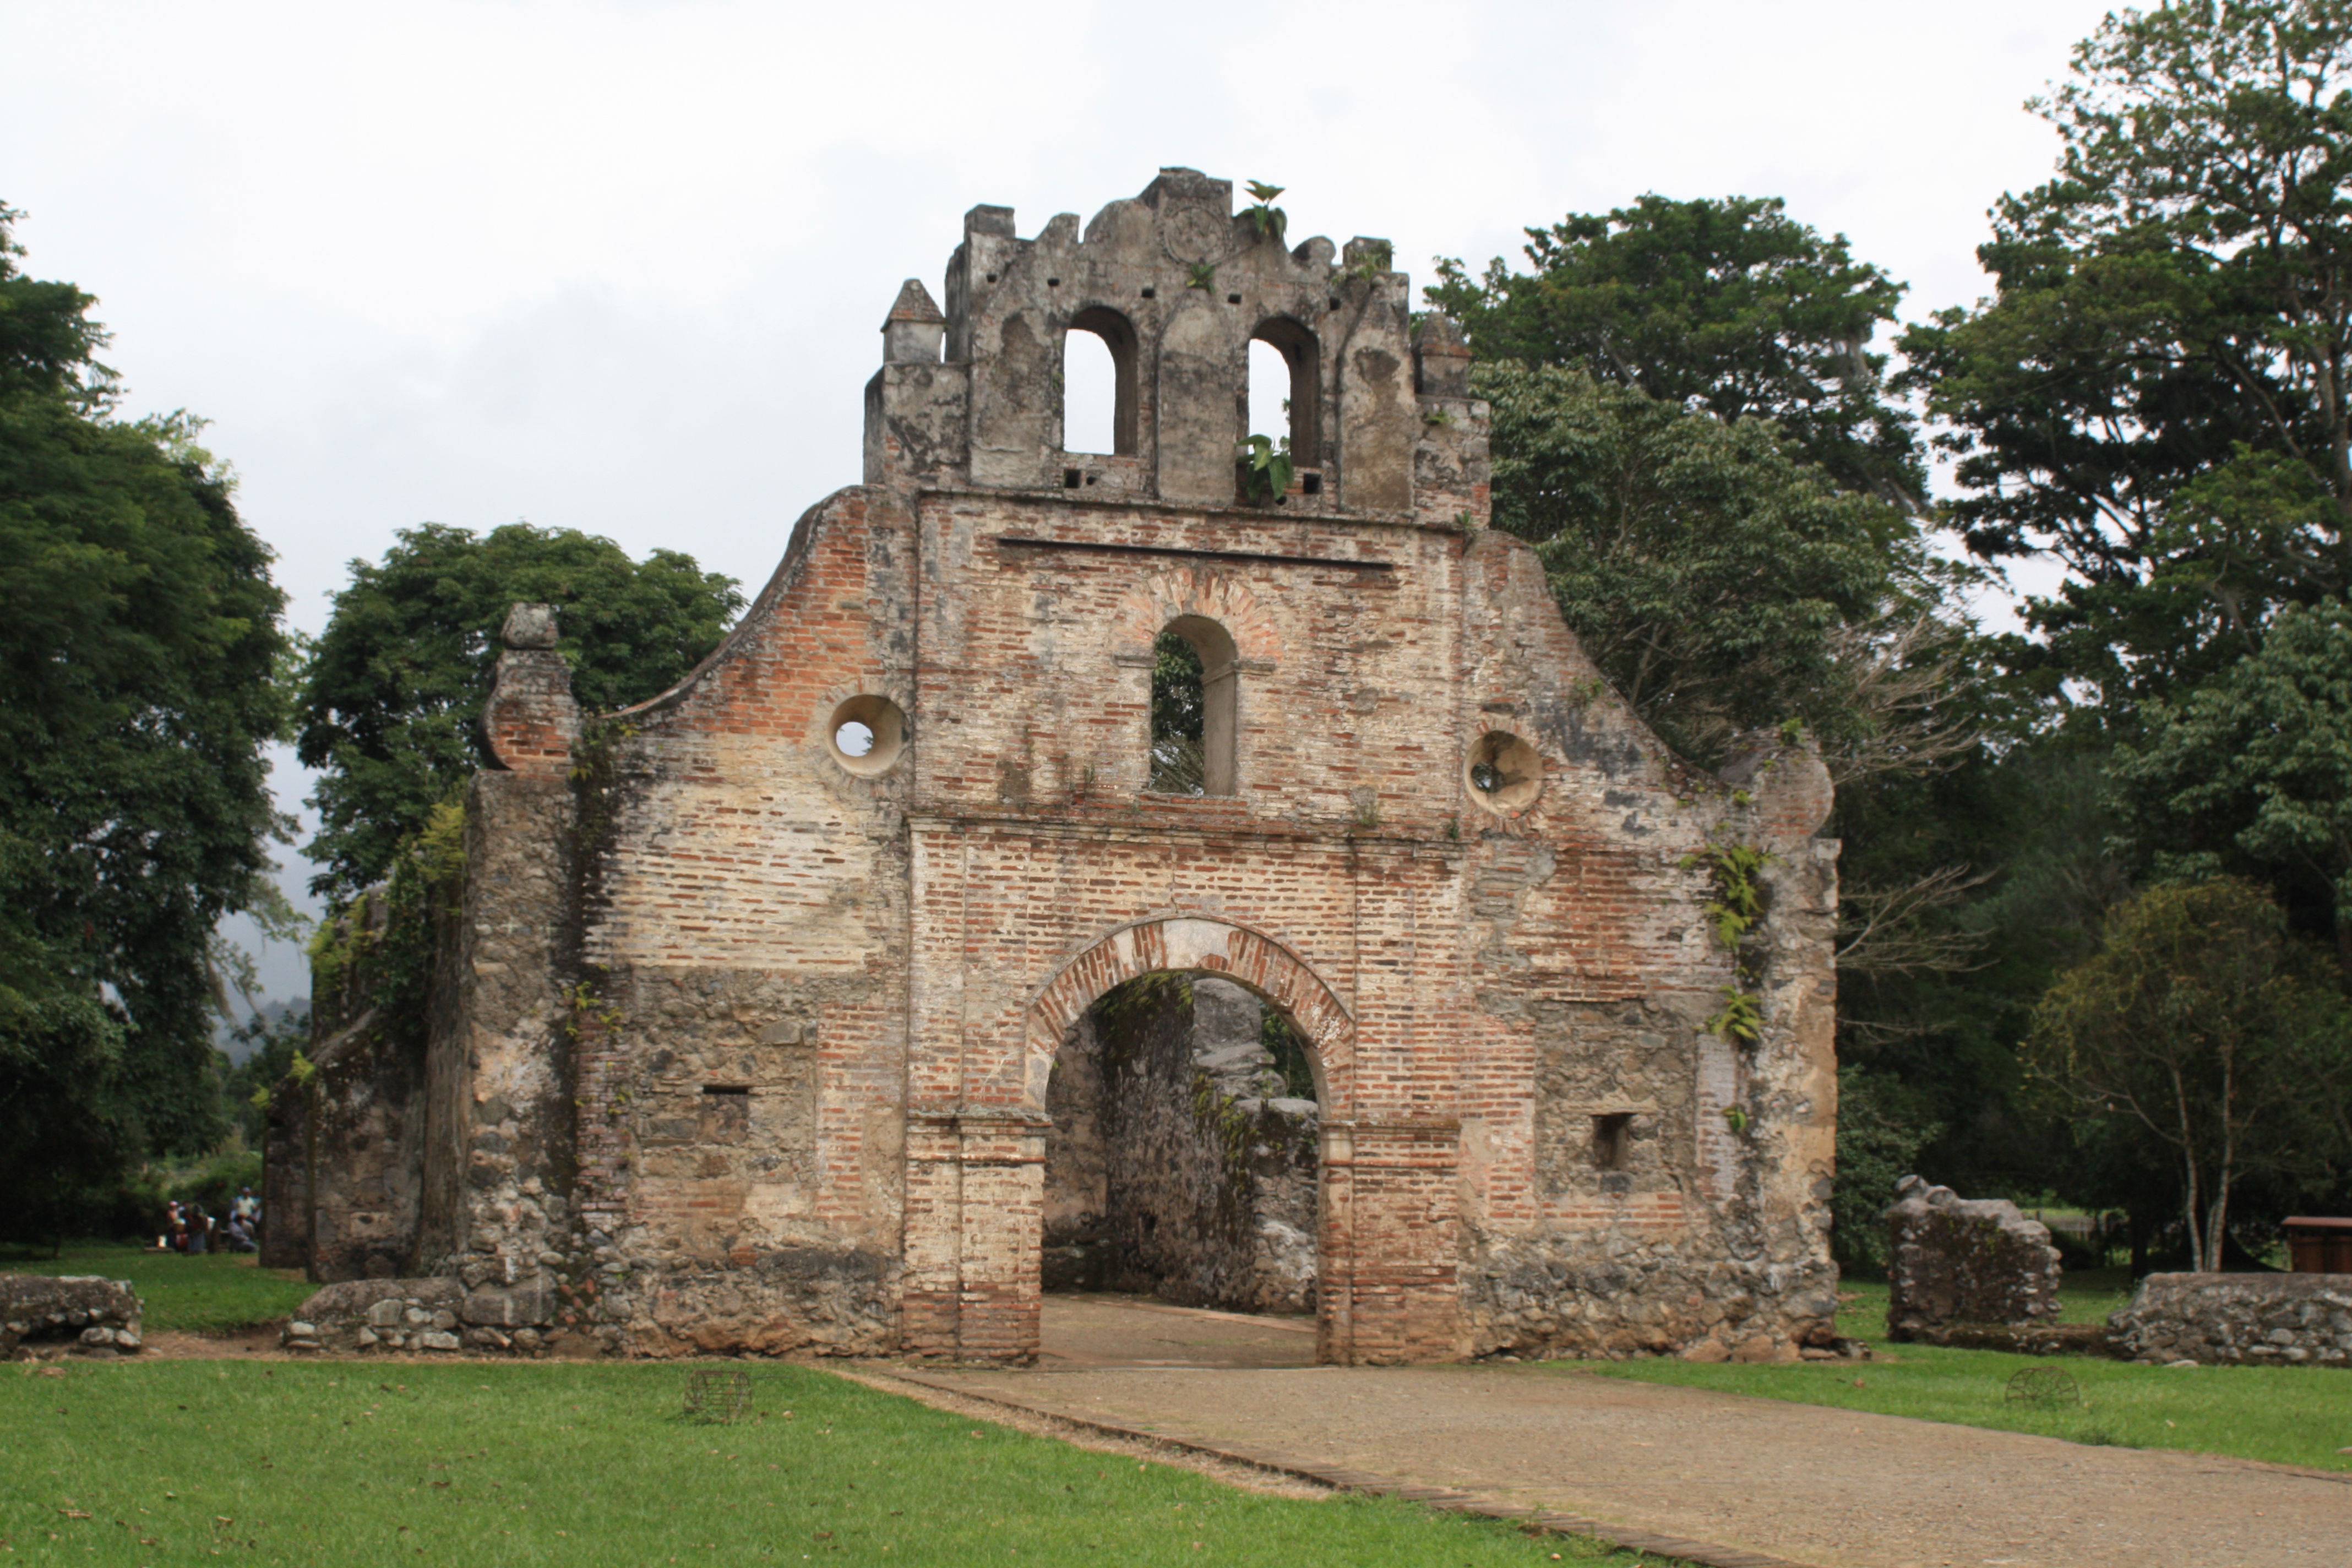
1902, 0, 2352, 715
2027, 878, 2351, 1270
1475, 361, 1963, 771
296, 522, 744, 901
2111, 600, 2352, 968
0, 205, 291, 1215
1429, 194, 1924, 506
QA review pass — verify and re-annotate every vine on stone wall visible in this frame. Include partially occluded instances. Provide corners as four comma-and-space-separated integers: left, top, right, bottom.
1683, 836, 1776, 1045
303, 794, 469, 1047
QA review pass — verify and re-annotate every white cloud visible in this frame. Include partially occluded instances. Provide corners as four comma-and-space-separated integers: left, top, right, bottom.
6, 0, 2120, 998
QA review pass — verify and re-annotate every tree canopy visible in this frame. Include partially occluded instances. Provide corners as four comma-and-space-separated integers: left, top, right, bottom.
0, 205, 290, 1210
2110, 600, 2352, 968
1901, 0, 2352, 716
1475, 361, 1963, 771
295, 522, 744, 901
2027, 878, 2351, 1271
1429, 194, 1924, 506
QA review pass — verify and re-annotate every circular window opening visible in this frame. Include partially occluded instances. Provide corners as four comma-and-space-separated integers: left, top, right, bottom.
1466, 730, 1542, 814
827, 695, 907, 776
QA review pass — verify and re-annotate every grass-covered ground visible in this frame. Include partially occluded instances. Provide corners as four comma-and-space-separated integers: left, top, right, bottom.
0, 1359, 1657, 1566
1577, 1268, 2352, 1473
1, 1243, 313, 1333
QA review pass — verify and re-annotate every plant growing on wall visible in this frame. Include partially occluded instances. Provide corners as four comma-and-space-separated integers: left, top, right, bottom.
1237, 433, 1294, 504
1243, 181, 1287, 248
1684, 836, 1776, 1043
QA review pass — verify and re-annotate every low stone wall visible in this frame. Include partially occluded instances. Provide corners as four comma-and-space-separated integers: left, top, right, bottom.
1465, 1235, 1842, 1362
1884, 1176, 2060, 1341
2107, 1272, 2352, 1366
0, 1275, 144, 1356
284, 1276, 564, 1355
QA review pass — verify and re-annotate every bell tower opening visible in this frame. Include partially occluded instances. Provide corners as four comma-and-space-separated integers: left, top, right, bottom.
1249, 317, 1321, 485
1064, 306, 1139, 457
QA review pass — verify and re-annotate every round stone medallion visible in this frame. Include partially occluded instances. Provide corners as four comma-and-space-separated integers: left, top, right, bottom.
1161, 202, 1234, 267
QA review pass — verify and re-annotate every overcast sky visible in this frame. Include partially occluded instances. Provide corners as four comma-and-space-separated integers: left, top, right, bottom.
3, 0, 2120, 1001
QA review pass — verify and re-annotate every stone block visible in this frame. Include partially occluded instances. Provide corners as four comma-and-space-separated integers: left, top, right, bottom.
0, 1276, 144, 1355
420, 1330, 463, 1352
459, 1284, 554, 1328
1884, 1177, 2061, 1341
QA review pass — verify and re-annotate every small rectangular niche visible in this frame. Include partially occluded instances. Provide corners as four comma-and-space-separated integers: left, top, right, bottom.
703, 1084, 752, 1097
1591, 1112, 1632, 1172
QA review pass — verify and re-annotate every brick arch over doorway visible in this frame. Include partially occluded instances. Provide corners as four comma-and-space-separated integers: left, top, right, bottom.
1021, 913, 1354, 1111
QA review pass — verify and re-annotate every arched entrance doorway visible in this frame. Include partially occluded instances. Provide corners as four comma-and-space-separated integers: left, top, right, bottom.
1025, 914, 1356, 1365
901, 912, 1409, 1365
1041, 969, 1322, 1366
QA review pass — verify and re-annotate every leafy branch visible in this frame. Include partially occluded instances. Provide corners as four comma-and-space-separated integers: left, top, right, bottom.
1683, 837, 1777, 1043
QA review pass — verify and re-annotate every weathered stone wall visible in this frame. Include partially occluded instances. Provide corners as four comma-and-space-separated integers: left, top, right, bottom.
1, 1276, 144, 1357
285, 169, 1840, 1366
2108, 1272, 2352, 1366
262, 892, 430, 1281
1043, 1006, 1114, 1291
1884, 1177, 2062, 1341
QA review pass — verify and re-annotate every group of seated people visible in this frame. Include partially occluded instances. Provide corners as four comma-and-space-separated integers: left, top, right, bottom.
159, 1188, 261, 1254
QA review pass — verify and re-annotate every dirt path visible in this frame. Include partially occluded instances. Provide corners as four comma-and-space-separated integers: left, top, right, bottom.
899, 1298, 2352, 1568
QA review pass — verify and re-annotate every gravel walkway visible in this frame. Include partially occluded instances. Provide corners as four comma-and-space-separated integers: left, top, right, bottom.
900, 1297, 2352, 1568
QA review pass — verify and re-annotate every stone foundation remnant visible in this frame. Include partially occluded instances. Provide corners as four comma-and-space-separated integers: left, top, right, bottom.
2107, 1272, 2352, 1366
1884, 1175, 2062, 1343
1, 1275, 144, 1356
268, 169, 1841, 1364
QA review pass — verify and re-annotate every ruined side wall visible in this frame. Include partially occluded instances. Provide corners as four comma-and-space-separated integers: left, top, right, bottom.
2109, 1273, 2352, 1366
1452, 530, 1840, 1360
266, 895, 428, 1282
1042, 1011, 1112, 1289
563, 487, 918, 1356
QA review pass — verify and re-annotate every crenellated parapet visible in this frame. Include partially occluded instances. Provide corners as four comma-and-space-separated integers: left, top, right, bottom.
865, 167, 1484, 524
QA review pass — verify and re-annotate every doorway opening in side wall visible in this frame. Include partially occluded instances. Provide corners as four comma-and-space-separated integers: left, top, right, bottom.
1040, 970, 1322, 1369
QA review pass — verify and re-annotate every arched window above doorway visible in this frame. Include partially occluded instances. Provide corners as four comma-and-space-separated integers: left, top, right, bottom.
1147, 614, 1239, 796
1063, 306, 1139, 457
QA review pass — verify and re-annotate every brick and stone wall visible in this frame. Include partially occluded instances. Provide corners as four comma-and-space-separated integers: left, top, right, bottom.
2108, 1272, 2352, 1366
1884, 1176, 2062, 1341
276, 169, 1841, 1367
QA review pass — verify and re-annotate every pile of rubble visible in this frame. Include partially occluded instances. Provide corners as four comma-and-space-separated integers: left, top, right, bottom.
1, 1275, 144, 1356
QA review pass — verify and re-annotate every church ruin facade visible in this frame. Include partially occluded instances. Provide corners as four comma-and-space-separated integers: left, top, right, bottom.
269, 170, 1841, 1364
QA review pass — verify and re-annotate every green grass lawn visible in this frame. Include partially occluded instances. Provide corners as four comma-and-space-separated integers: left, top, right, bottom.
0, 1243, 313, 1333
0, 1360, 1659, 1566
1576, 1270, 2352, 1474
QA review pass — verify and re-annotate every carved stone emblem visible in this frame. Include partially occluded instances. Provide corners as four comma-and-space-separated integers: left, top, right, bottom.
1161, 201, 1234, 267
